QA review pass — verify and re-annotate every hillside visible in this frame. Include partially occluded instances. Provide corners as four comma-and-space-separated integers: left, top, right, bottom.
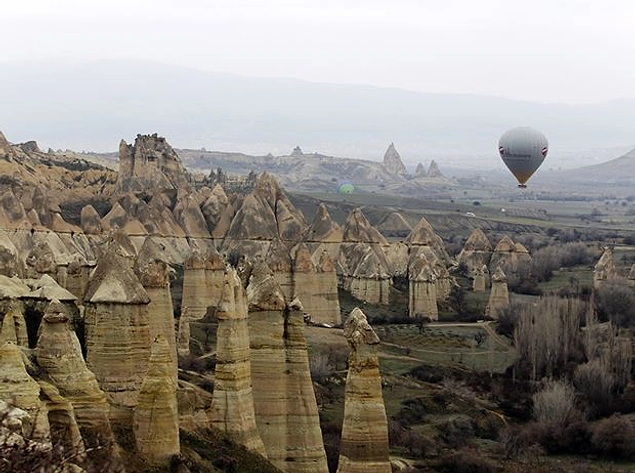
178, 147, 456, 197
576, 147, 635, 178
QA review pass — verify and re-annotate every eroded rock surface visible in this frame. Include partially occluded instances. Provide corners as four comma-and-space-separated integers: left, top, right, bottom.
0, 342, 50, 442
486, 266, 509, 318
209, 267, 266, 455
248, 262, 328, 473
117, 133, 191, 194
594, 247, 617, 289
382, 143, 407, 176
35, 301, 123, 470
83, 247, 151, 421
458, 228, 493, 274
133, 335, 180, 463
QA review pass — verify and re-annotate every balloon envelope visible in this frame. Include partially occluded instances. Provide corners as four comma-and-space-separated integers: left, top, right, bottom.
498, 127, 548, 187
339, 183, 355, 194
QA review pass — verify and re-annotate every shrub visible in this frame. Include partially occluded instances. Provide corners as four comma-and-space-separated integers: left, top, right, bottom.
433, 449, 496, 473
436, 417, 474, 448
309, 352, 332, 382
532, 379, 577, 428
530, 380, 591, 454
500, 424, 545, 460
574, 360, 616, 417
590, 414, 635, 459
596, 277, 635, 327
389, 420, 433, 458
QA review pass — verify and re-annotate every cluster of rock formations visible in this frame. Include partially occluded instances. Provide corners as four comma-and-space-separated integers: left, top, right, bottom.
457, 229, 536, 318
382, 142, 444, 180
0, 131, 536, 469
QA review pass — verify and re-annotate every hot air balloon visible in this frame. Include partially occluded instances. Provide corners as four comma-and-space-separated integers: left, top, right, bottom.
498, 127, 548, 188
339, 182, 355, 194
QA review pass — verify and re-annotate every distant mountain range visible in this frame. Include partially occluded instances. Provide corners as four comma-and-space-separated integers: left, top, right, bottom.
1, 58, 634, 168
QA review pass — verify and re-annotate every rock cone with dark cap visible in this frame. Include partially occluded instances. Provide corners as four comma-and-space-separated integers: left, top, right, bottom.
338, 308, 390, 473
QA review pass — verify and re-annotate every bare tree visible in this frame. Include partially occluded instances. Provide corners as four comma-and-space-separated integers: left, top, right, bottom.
514, 296, 587, 381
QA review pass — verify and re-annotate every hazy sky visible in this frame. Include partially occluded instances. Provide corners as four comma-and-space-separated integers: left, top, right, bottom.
3, 0, 634, 104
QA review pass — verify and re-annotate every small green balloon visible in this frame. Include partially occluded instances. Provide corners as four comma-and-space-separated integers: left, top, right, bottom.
339, 183, 355, 194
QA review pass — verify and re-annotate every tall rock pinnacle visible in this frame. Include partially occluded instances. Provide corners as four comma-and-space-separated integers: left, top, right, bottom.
382, 142, 407, 176
338, 308, 391, 473
209, 266, 266, 455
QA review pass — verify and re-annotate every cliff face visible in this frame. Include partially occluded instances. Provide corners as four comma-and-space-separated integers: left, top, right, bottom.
209, 266, 266, 455
248, 262, 289, 466
405, 216, 453, 302
202, 184, 234, 241
268, 238, 294, 301
338, 308, 391, 473
0, 132, 118, 210
304, 203, 343, 266
0, 299, 29, 346
223, 172, 307, 258
247, 262, 328, 473
404, 216, 451, 265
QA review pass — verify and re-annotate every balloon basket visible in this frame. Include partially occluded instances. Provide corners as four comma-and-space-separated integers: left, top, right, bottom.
518, 184, 527, 188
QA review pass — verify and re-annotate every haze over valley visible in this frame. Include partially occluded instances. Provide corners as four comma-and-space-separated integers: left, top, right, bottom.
2, 59, 635, 171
